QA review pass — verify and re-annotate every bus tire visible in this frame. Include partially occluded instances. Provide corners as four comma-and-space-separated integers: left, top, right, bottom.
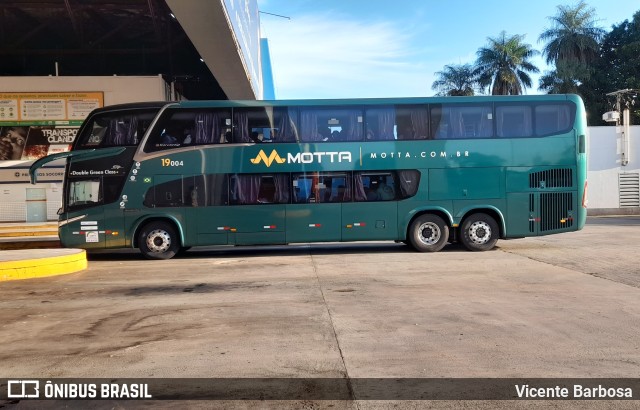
408, 214, 449, 252
138, 221, 180, 260
460, 213, 499, 251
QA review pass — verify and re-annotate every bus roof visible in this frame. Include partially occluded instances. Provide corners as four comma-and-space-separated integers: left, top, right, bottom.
172, 94, 579, 109
88, 95, 581, 114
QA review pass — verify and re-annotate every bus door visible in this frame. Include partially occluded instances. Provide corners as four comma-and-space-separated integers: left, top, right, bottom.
286, 173, 342, 243
341, 172, 398, 241
183, 175, 228, 246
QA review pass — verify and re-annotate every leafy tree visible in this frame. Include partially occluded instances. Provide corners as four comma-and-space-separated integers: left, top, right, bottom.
474, 31, 539, 95
539, 1, 605, 91
580, 10, 640, 124
431, 64, 477, 96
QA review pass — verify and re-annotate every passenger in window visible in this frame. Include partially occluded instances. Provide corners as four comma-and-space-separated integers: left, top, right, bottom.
161, 128, 178, 144
183, 129, 193, 144
190, 186, 199, 207
397, 125, 416, 140
250, 131, 263, 143
377, 181, 395, 200
366, 182, 379, 201
366, 129, 375, 140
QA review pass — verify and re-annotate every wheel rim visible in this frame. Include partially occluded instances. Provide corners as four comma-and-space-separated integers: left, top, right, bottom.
145, 229, 172, 253
468, 221, 492, 245
418, 222, 441, 245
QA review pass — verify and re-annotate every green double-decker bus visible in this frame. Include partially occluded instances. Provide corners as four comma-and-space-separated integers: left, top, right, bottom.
31, 95, 587, 259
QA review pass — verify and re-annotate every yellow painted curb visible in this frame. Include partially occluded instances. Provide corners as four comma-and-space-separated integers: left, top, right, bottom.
0, 249, 87, 282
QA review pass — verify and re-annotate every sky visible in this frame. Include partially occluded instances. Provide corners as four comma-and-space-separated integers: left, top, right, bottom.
257, 0, 639, 99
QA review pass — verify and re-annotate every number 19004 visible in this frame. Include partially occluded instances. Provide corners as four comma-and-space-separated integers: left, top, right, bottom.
161, 158, 184, 167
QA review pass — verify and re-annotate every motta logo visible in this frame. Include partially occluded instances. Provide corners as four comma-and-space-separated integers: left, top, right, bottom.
250, 149, 352, 167
250, 149, 286, 167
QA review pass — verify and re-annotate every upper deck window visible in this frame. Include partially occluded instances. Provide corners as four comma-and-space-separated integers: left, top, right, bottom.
299, 107, 364, 142
75, 109, 159, 149
535, 104, 574, 136
365, 105, 429, 141
431, 103, 493, 139
232, 107, 299, 143
144, 108, 232, 152
496, 104, 533, 137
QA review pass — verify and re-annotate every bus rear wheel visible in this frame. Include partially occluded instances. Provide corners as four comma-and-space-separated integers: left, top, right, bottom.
138, 221, 180, 260
408, 214, 449, 252
460, 213, 499, 251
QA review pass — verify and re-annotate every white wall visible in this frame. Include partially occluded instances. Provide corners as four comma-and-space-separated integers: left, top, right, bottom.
587, 125, 640, 210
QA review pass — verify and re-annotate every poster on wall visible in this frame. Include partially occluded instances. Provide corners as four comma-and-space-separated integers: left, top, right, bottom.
0, 92, 103, 161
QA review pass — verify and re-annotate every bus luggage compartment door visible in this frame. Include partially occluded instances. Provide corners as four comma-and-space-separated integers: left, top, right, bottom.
285, 203, 341, 243
223, 205, 286, 245
341, 202, 398, 241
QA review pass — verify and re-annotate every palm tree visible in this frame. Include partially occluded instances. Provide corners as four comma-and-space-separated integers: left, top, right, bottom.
431, 64, 477, 96
538, 1, 605, 88
474, 31, 539, 95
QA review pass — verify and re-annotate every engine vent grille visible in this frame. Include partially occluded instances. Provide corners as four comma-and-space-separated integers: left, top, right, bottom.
530, 168, 573, 189
540, 192, 574, 232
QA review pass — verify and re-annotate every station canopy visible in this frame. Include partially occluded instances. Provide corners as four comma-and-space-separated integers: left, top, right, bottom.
0, 0, 258, 100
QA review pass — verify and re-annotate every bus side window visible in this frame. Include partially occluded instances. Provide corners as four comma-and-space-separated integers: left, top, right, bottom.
535, 104, 574, 136
292, 175, 312, 203
395, 105, 429, 140
496, 105, 533, 137
431, 104, 493, 139
272, 107, 298, 142
183, 175, 206, 207
233, 108, 271, 143
299, 107, 363, 142
354, 171, 417, 201
208, 174, 229, 206
229, 173, 289, 204
365, 106, 396, 140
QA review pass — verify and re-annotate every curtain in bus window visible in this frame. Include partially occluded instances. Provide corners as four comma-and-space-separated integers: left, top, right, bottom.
365, 107, 396, 140
353, 173, 368, 201
432, 105, 493, 139
397, 106, 428, 140
273, 173, 290, 203
409, 108, 429, 139
496, 105, 533, 137
233, 174, 261, 204
233, 111, 252, 143
397, 170, 420, 198
273, 107, 298, 142
341, 175, 352, 201
195, 112, 226, 144
344, 110, 363, 141
300, 110, 321, 142
104, 116, 138, 146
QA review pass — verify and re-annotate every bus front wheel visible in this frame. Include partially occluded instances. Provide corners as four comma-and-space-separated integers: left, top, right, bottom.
408, 214, 449, 252
138, 221, 180, 260
460, 213, 499, 251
